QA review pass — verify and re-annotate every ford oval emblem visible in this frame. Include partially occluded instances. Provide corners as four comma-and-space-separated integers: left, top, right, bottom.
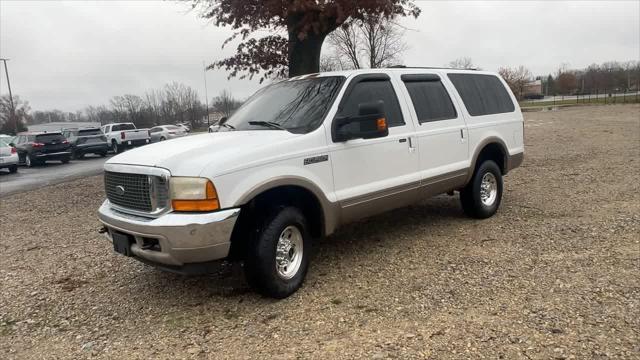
115, 185, 126, 196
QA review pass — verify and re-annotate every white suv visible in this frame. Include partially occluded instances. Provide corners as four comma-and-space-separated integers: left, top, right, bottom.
98, 68, 524, 298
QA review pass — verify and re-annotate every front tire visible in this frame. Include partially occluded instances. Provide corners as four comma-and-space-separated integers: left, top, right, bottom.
61, 156, 70, 164
244, 207, 311, 299
460, 160, 503, 219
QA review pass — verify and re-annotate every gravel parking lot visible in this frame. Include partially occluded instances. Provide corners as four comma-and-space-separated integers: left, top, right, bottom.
1, 105, 639, 359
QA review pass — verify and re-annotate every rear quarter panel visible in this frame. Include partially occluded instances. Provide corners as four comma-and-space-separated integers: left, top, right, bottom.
444, 70, 525, 162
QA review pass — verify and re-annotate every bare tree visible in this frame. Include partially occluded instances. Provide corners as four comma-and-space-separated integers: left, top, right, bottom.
327, 25, 361, 70
0, 95, 30, 134
360, 15, 407, 68
448, 57, 478, 70
212, 90, 242, 118
498, 66, 532, 100
325, 15, 408, 70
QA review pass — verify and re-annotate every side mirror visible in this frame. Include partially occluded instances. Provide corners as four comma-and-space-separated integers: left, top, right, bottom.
334, 101, 389, 142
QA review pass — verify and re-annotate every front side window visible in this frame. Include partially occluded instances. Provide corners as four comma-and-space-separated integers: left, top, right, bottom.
224, 76, 345, 134
403, 79, 457, 123
447, 73, 515, 116
337, 80, 405, 128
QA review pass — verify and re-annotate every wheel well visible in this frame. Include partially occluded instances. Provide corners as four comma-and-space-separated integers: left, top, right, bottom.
476, 143, 507, 174
227, 185, 325, 260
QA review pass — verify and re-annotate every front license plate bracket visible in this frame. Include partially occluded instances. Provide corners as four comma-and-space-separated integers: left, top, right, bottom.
112, 232, 133, 257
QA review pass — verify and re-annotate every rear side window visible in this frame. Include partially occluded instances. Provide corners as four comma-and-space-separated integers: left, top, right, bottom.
403, 79, 457, 123
112, 124, 136, 131
448, 74, 514, 116
338, 80, 404, 127
36, 134, 64, 143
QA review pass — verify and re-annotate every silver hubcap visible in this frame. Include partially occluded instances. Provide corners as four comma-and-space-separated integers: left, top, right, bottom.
480, 172, 498, 206
26, 156, 31, 166
275, 225, 303, 280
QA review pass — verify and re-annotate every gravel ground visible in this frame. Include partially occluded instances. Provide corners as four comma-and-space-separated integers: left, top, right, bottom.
1, 105, 639, 359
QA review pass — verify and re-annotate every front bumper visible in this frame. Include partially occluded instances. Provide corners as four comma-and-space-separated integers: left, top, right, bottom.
98, 200, 240, 267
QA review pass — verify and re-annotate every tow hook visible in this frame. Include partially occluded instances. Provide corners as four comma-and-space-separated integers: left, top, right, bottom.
98, 226, 108, 234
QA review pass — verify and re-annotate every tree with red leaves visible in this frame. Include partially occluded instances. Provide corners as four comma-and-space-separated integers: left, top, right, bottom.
194, 0, 421, 82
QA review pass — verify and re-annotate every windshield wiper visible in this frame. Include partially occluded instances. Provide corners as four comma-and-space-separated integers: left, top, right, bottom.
248, 121, 286, 131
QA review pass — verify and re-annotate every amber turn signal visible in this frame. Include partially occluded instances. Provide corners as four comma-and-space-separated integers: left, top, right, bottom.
377, 117, 387, 131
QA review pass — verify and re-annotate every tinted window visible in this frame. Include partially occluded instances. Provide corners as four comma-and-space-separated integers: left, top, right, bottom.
404, 80, 457, 123
448, 74, 515, 116
36, 134, 65, 143
150, 128, 161, 133
78, 129, 101, 136
165, 125, 180, 130
112, 124, 136, 131
338, 80, 404, 127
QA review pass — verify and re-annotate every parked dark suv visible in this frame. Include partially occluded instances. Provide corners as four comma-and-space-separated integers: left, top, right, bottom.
13, 132, 72, 167
62, 128, 109, 159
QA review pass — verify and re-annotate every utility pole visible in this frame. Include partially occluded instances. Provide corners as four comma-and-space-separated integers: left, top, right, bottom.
0, 58, 17, 134
203, 61, 210, 127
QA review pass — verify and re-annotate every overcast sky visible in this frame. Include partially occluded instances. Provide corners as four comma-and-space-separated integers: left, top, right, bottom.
1, 0, 639, 112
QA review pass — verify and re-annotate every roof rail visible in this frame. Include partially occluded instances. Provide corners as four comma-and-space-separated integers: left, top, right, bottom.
386, 65, 479, 71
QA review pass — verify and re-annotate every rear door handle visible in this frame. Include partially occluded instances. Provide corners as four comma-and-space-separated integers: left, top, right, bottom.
399, 138, 407, 143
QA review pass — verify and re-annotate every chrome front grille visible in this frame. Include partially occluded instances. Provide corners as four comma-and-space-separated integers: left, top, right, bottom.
105, 171, 153, 212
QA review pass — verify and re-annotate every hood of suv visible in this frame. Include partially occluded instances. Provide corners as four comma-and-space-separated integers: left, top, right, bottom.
106, 131, 300, 176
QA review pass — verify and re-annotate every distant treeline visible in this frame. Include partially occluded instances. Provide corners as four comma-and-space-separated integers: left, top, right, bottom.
540, 61, 640, 96
0, 82, 244, 134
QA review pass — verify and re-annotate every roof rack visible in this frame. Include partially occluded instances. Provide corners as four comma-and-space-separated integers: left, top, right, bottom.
386, 65, 479, 71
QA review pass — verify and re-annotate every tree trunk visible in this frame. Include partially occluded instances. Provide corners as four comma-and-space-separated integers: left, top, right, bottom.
288, 31, 326, 77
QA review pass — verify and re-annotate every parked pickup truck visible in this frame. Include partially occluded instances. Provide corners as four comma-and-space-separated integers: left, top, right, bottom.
101, 123, 150, 154
98, 68, 524, 298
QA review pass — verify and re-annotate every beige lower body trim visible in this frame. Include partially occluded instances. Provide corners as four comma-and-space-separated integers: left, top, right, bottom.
338, 169, 469, 225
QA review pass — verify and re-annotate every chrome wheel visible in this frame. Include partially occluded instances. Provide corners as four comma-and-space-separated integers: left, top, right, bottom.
111, 142, 119, 154
25, 155, 32, 167
480, 172, 498, 206
275, 225, 303, 280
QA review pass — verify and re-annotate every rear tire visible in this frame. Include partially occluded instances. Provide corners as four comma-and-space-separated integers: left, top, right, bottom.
26, 154, 36, 167
111, 140, 120, 154
460, 160, 503, 219
244, 207, 311, 299
99, 152, 107, 157
8, 165, 17, 173
61, 156, 70, 164
160, 137, 166, 141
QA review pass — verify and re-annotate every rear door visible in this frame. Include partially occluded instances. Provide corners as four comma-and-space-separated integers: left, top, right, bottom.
328, 73, 420, 223
398, 73, 469, 188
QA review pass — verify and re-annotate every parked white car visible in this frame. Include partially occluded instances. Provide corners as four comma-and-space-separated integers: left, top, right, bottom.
98, 68, 524, 298
149, 125, 188, 143
0, 136, 19, 173
100, 123, 150, 154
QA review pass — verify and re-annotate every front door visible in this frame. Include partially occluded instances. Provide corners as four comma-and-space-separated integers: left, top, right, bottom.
328, 74, 420, 223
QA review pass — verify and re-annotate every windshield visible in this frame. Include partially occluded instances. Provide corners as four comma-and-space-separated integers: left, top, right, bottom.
79, 129, 101, 136
0, 138, 11, 146
224, 76, 345, 134
36, 134, 64, 143
112, 124, 136, 131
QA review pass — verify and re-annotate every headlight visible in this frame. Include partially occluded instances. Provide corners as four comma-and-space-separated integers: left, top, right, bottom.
170, 177, 219, 212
